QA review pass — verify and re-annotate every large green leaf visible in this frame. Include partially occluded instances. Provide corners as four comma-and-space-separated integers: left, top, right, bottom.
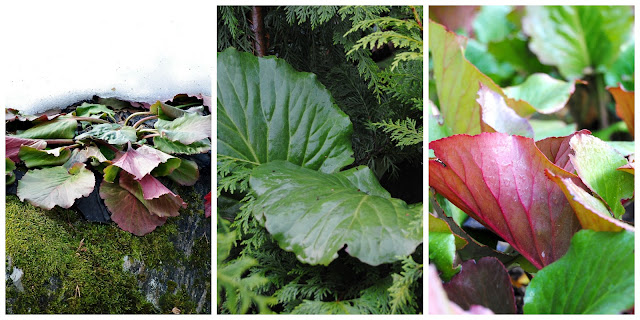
75, 103, 115, 118
429, 213, 466, 281
18, 146, 72, 168
217, 48, 354, 173
250, 161, 422, 266
523, 230, 634, 314
75, 123, 137, 145
17, 163, 95, 210
155, 112, 211, 145
16, 116, 77, 139
523, 6, 633, 79
605, 41, 634, 91
504, 73, 579, 114
152, 137, 211, 155
569, 134, 634, 218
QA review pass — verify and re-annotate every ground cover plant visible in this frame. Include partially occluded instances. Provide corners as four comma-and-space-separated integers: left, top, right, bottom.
6, 95, 212, 236
217, 6, 423, 314
428, 6, 634, 314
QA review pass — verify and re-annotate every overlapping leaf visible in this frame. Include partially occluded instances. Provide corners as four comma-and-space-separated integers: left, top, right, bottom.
477, 84, 533, 138
569, 134, 634, 218
6, 136, 46, 162
429, 20, 535, 135
428, 265, 493, 315
523, 230, 634, 314
504, 73, 580, 114
443, 257, 516, 314
429, 213, 467, 280
217, 47, 354, 173
152, 137, 211, 155
17, 163, 95, 210
15, 116, 77, 139
18, 145, 71, 168
112, 144, 175, 180
250, 160, 422, 266
429, 132, 581, 269
75, 123, 137, 145
75, 103, 115, 118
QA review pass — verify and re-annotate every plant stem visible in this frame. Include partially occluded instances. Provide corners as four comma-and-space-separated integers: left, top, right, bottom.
595, 73, 609, 129
133, 115, 159, 129
251, 6, 266, 57
44, 139, 75, 145
124, 111, 154, 126
141, 133, 161, 140
409, 6, 423, 31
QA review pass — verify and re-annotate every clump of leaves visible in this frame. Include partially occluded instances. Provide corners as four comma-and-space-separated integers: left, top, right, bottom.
5, 94, 212, 236
429, 7, 634, 315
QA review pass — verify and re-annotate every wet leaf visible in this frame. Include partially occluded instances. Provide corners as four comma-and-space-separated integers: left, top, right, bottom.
429, 132, 581, 269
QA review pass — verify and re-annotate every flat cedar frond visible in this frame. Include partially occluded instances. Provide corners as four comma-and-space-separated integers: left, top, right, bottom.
284, 6, 340, 29
375, 118, 423, 148
388, 255, 422, 314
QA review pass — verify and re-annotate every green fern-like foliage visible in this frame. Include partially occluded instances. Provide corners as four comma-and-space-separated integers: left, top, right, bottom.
389, 255, 423, 313
375, 118, 423, 148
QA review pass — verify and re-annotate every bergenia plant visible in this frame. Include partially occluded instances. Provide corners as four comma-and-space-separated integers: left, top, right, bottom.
429, 6, 634, 315
6, 94, 212, 236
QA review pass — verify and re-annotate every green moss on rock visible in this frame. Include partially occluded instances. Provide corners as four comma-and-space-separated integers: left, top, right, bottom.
5, 194, 210, 314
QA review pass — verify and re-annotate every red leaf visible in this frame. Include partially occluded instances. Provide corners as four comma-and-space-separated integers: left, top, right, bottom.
428, 265, 494, 315
118, 173, 186, 218
429, 132, 581, 269
443, 257, 516, 314
112, 144, 170, 180
204, 192, 211, 218
138, 174, 179, 200
535, 129, 591, 172
608, 85, 634, 138
6, 136, 46, 162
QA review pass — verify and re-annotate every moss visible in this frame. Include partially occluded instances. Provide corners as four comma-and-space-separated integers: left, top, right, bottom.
5, 194, 206, 314
158, 285, 198, 314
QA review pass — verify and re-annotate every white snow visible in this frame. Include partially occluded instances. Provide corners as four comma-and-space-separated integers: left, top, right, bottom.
1, 1, 214, 114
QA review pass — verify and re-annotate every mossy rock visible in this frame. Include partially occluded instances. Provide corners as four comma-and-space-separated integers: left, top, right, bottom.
5, 191, 211, 314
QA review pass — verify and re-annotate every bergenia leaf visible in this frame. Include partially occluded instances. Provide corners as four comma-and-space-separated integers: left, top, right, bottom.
250, 160, 422, 266
477, 83, 534, 138
18, 145, 72, 168
217, 48, 354, 173
546, 170, 633, 232
429, 213, 466, 280
608, 85, 634, 138
99, 177, 168, 236
75, 123, 137, 145
150, 100, 186, 120
523, 230, 634, 314
428, 265, 494, 315
17, 163, 95, 210
152, 137, 211, 155
569, 134, 634, 218
429, 20, 535, 135
535, 129, 591, 172
75, 102, 115, 118
617, 155, 634, 175
15, 116, 77, 139
166, 158, 199, 186
112, 144, 171, 180
429, 132, 581, 269
6, 157, 16, 185
523, 6, 633, 80
103, 165, 121, 183
443, 257, 516, 314
6, 136, 46, 162
155, 112, 211, 145
503, 73, 581, 114
529, 120, 577, 141
63, 146, 108, 169
204, 192, 211, 218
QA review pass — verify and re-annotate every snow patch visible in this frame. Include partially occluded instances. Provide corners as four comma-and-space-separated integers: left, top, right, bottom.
2, 1, 213, 114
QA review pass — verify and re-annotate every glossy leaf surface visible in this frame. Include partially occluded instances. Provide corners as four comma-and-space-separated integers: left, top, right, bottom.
523, 230, 634, 314
166, 158, 199, 186
16, 116, 77, 139
17, 163, 95, 209
443, 257, 516, 314
18, 145, 71, 168
153, 137, 211, 155
217, 48, 354, 173
75, 123, 137, 145
429, 132, 581, 269
250, 160, 422, 266
477, 84, 533, 138
504, 73, 579, 114
429, 213, 466, 281
569, 134, 634, 218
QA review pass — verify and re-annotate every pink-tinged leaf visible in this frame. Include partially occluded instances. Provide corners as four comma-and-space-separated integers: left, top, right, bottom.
443, 257, 516, 314
535, 129, 591, 172
608, 85, 634, 138
6, 108, 62, 122
205, 192, 211, 218
429, 132, 581, 269
137, 174, 180, 200
428, 265, 494, 315
99, 179, 167, 236
546, 170, 633, 232
6, 136, 46, 162
112, 144, 168, 180
477, 83, 534, 138
17, 163, 95, 210
118, 172, 186, 218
